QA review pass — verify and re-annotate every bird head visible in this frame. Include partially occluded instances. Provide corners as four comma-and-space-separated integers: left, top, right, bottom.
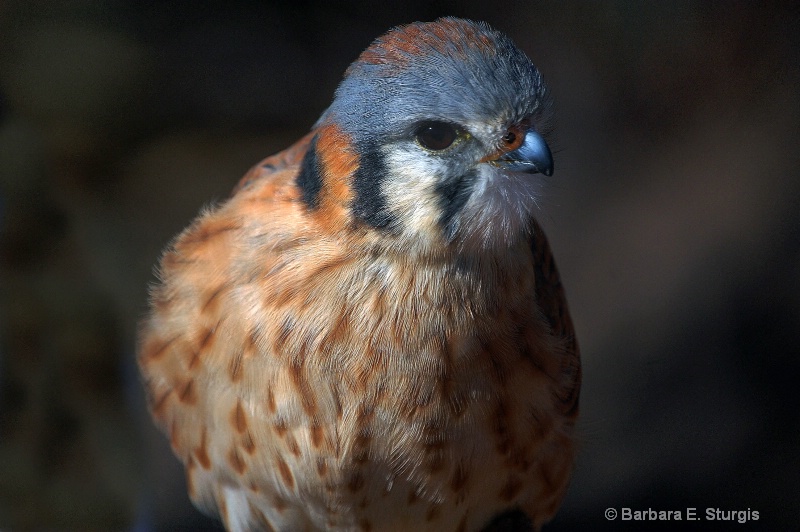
297, 17, 553, 254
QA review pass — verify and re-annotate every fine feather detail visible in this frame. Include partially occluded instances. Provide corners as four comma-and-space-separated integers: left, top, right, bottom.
139, 17, 579, 532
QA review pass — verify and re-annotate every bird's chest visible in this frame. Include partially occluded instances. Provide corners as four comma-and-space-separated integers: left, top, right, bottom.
246, 252, 556, 529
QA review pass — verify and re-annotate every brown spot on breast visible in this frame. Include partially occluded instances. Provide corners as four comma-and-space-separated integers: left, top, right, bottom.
309, 256, 351, 282
228, 349, 243, 382
493, 399, 513, 455
273, 287, 302, 312
487, 345, 509, 387
185, 456, 197, 498
354, 346, 379, 393
218, 489, 229, 523
407, 488, 419, 505
177, 379, 197, 405
538, 456, 563, 493
353, 427, 371, 464
447, 392, 467, 418
276, 456, 295, 490
450, 460, 470, 494
441, 342, 468, 418
359, 519, 372, 531
177, 218, 240, 249
356, 401, 375, 423
425, 504, 440, 522
231, 400, 248, 433
267, 388, 276, 413
160, 250, 195, 271
230, 333, 256, 382
507, 444, 532, 473
194, 427, 211, 470
455, 514, 467, 532
499, 475, 523, 502
245, 330, 258, 355
168, 419, 180, 450
285, 434, 301, 457
347, 471, 364, 492
273, 419, 288, 438
324, 306, 351, 347
186, 326, 216, 370
289, 359, 318, 417
150, 389, 172, 418
249, 503, 273, 529
310, 422, 324, 449
201, 283, 227, 315
139, 335, 176, 363
197, 326, 216, 353
186, 350, 201, 371
422, 422, 447, 473
316, 457, 328, 477
242, 431, 256, 454
425, 451, 445, 474
228, 446, 246, 475
272, 494, 287, 513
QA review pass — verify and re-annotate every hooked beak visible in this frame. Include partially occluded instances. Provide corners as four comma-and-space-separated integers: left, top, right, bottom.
492, 130, 554, 176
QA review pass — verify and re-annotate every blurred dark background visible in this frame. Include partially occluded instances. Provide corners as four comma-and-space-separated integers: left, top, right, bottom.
1, 1, 798, 530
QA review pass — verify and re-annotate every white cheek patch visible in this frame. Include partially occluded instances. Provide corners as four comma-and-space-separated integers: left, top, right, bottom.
455, 164, 541, 249
379, 143, 541, 251
381, 145, 449, 242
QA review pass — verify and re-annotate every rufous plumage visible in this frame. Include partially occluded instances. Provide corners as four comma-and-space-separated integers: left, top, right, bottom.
139, 17, 580, 532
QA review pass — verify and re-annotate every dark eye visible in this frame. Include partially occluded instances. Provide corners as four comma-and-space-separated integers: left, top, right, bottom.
415, 121, 458, 151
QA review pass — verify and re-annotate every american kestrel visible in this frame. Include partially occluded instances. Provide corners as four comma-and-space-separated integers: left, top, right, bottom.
138, 17, 580, 532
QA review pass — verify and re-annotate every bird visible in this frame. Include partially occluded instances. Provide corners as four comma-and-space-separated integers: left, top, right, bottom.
138, 17, 581, 532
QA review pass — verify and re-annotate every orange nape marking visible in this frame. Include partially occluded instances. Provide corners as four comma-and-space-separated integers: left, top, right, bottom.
357, 18, 495, 70
480, 124, 527, 163
309, 122, 359, 231
316, 123, 358, 206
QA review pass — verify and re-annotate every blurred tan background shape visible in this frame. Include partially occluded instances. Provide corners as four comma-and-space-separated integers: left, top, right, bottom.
1, 1, 798, 530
